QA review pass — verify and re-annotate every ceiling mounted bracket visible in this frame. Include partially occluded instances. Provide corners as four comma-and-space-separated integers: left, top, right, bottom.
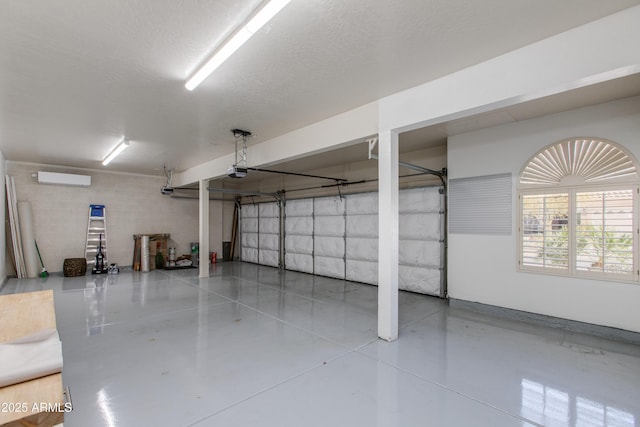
231, 129, 252, 139
367, 138, 378, 160
275, 190, 286, 206
231, 129, 251, 169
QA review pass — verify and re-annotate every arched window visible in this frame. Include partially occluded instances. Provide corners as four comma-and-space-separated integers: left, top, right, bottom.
518, 138, 639, 282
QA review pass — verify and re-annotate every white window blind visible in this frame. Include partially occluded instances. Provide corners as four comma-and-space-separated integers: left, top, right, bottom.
449, 173, 512, 235
575, 189, 634, 275
521, 193, 569, 270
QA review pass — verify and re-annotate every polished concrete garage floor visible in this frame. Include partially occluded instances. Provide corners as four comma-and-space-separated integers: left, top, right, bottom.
2, 262, 639, 426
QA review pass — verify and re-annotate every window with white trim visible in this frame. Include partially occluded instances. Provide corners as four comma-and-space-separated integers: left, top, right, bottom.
518, 138, 639, 282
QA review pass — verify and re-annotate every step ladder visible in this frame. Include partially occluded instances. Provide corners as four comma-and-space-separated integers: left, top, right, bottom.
85, 204, 107, 268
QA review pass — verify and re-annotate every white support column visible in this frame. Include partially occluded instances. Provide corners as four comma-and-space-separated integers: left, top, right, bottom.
377, 130, 399, 341
199, 179, 210, 278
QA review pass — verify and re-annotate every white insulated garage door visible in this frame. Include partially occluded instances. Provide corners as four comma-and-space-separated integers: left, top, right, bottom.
240, 201, 280, 267
397, 187, 443, 295
344, 187, 443, 295
241, 187, 443, 295
283, 187, 444, 296
283, 195, 349, 281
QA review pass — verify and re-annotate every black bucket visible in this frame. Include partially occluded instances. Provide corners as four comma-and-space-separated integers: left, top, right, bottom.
222, 241, 231, 261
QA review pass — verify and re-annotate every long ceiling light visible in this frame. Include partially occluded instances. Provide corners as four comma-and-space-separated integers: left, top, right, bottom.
185, 0, 292, 91
102, 139, 129, 166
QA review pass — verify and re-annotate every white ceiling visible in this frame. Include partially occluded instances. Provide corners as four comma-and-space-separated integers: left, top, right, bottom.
1, 0, 639, 176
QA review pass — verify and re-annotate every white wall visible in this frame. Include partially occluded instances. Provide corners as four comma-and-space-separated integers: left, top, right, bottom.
447, 96, 640, 333
6, 162, 231, 274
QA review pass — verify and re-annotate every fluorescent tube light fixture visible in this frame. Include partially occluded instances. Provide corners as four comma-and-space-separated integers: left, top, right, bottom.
102, 139, 129, 166
185, 0, 292, 91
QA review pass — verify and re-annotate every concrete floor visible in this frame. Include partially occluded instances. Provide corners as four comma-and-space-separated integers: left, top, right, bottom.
2, 262, 639, 426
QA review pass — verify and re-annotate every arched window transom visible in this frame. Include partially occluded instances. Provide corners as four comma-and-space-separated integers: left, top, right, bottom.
520, 138, 637, 187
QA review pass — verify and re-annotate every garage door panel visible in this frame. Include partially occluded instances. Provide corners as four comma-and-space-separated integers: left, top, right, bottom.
346, 260, 378, 285
242, 233, 258, 249
314, 196, 345, 216
399, 187, 441, 213
346, 215, 378, 237
344, 187, 443, 296
242, 247, 258, 264
286, 253, 313, 274
242, 218, 258, 233
285, 217, 313, 235
241, 202, 280, 267
345, 192, 378, 287
259, 218, 279, 234
347, 193, 378, 214
259, 202, 279, 217
314, 216, 345, 237
285, 199, 313, 268
281, 187, 442, 296
315, 256, 345, 279
285, 235, 313, 255
399, 240, 440, 267
399, 213, 440, 240
313, 196, 346, 276
399, 265, 440, 295
285, 199, 313, 216
259, 203, 280, 267
259, 234, 279, 251
314, 236, 344, 258
243, 205, 258, 218
346, 237, 378, 261
259, 250, 279, 267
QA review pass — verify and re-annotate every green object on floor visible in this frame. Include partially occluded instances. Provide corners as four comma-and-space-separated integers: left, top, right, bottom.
35, 240, 49, 278
155, 251, 164, 269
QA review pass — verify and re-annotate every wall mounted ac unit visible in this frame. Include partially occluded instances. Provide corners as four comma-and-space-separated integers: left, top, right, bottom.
36, 171, 91, 187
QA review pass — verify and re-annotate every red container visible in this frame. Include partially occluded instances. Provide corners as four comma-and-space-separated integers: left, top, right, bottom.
210, 251, 217, 264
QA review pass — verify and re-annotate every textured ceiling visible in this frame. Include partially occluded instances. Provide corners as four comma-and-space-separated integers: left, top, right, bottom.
1, 0, 638, 176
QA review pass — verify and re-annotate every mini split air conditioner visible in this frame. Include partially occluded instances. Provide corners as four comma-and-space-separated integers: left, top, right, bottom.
36, 171, 91, 187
